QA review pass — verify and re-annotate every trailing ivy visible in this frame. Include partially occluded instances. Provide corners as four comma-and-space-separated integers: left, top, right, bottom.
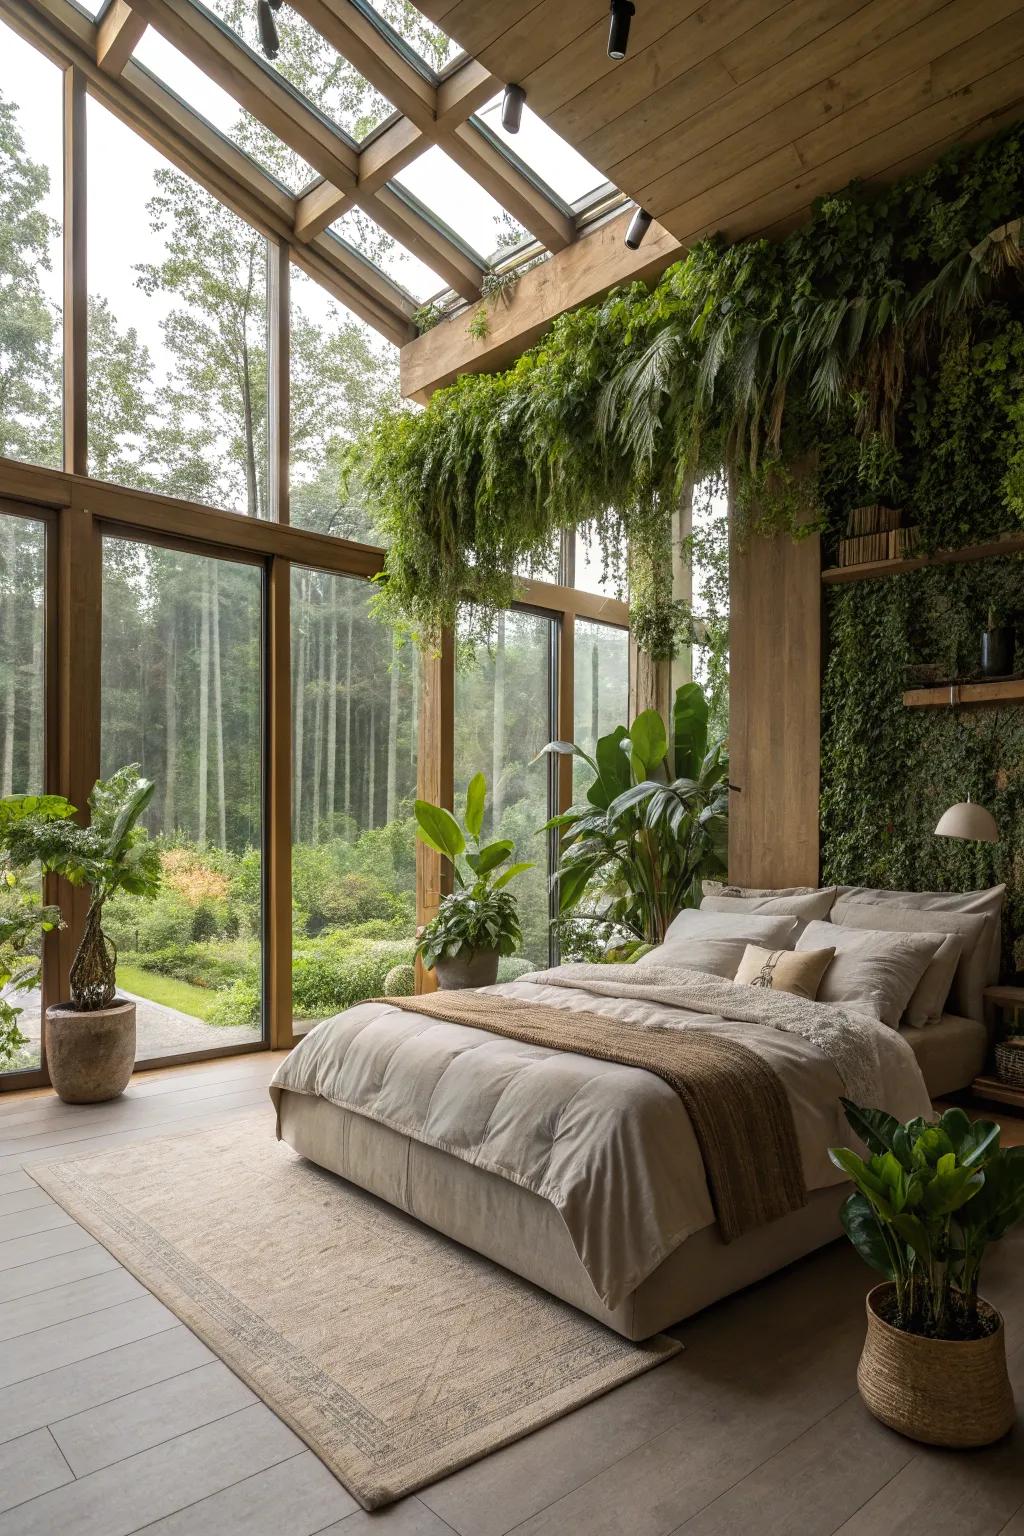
357, 124, 1024, 645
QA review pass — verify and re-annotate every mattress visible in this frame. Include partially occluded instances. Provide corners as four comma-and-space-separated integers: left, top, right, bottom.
899, 1012, 988, 1098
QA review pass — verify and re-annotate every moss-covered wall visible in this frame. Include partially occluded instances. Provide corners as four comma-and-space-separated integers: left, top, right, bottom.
821, 558, 1024, 974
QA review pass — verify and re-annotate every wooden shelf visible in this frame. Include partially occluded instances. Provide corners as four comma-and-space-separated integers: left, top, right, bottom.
971, 1074, 1024, 1113
822, 532, 1024, 585
902, 679, 1024, 708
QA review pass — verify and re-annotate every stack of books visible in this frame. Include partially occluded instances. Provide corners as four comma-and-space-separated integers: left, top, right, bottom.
837, 507, 919, 567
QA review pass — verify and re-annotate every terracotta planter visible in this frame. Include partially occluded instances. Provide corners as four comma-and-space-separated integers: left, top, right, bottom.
857, 1283, 1016, 1448
433, 949, 500, 990
45, 999, 136, 1104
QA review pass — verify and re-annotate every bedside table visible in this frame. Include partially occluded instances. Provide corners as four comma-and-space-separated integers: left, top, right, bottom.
972, 986, 1024, 1113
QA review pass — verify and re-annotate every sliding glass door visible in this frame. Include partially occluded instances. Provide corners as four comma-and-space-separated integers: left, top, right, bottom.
100, 534, 266, 1063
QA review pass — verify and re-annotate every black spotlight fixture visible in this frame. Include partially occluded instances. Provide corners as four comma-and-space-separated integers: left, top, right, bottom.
608, 0, 635, 60
624, 206, 652, 249
256, 0, 280, 59
501, 83, 527, 134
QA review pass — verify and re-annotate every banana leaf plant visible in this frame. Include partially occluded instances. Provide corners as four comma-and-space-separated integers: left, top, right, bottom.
414, 773, 533, 967
538, 682, 730, 946
830, 1100, 1024, 1340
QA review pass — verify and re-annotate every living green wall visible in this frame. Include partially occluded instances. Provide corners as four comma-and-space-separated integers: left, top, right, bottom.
821, 559, 1024, 974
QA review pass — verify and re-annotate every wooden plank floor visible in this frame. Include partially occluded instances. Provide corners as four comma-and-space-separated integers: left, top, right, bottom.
0, 1053, 1022, 1535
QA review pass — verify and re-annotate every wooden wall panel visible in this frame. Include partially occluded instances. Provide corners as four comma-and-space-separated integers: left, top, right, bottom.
728, 525, 822, 889
415, 631, 455, 994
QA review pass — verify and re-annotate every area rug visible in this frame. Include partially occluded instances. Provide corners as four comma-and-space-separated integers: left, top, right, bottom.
33, 1109, 680, 1509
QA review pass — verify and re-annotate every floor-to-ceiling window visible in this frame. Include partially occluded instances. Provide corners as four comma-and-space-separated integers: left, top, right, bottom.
454, 610, 556, 969
290, 567, 418, 1031
100, 535, 265, 1062
0, 510, 47, 1076
573, 618, 630, 800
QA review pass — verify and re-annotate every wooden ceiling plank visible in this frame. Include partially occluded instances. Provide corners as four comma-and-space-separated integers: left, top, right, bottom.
636, 0, 989, 214
447, 123, 576, 250
286, 0, 435, 127
421, 0, 548, 58
96, 0, 147, 74
129, 0, 359, 190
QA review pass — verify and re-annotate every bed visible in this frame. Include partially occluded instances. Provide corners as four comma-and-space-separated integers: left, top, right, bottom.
269, 961, 956, 1341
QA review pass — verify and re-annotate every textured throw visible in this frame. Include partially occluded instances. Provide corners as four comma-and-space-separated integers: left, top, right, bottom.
381, 989, 807, 1241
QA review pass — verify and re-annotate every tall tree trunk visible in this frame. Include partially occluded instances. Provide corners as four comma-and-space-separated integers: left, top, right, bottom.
210, 562, 227, 851
27, 604, 42, 792
293, 572, 307, 840
385, 629, 399, 824
491, 611, 506, 834
1, 520, 16, 796
591, 636, 600, 743
239, 245, 260, 519
343, 588, 353, 829
367, 705, 376, 829
410, 643, 418, 769
311, 594, 325, 845
197, 567, 210, 844
163, 611, 177, 832
325, 581, 338, 836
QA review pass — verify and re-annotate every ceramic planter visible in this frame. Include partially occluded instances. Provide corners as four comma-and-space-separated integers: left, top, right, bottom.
857, 1283, 1015, 1448
433, 949, 500, 990
45, 999, 136, 1104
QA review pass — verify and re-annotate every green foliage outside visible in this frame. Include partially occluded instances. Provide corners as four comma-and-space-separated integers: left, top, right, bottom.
831, 1100, 1024, 1340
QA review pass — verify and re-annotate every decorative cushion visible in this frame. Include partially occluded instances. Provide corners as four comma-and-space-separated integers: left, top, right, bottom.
701, 886, 838, 937
662, 909, 799, 948
797, 920, 945, 1028
832, 900, 988, 1023
635, 936, 756, 979
734, 944, 836, 1001
836, 885, 1005, 988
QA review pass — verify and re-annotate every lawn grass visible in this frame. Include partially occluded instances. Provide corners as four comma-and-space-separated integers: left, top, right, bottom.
117, 964, 221, 1022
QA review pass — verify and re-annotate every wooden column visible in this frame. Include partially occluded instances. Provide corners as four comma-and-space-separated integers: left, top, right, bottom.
670, 482, 694, 699
629, 641, 671, 724
415, 630, 454, 993
268, 242, 289, 525
62, 66, 87, 477
266, 557, 293, 1047
728, 519, 822, 887
555, 610, 575, 815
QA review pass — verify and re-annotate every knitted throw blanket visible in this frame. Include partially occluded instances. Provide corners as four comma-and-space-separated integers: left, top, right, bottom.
380, 988, 807, 1242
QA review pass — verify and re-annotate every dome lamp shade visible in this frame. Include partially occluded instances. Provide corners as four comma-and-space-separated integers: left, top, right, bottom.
934, 800, 999, 844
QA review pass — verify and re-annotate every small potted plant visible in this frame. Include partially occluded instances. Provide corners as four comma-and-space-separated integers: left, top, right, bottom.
0, 767, 161, 1103
415, 773, 532, 989
981, 604, 1015, 678
0, 812, 65, 1072
830, 1100, 1024, 1447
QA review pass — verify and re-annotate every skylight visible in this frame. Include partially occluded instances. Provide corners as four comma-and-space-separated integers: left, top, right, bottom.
358, 0, 463, 73
330, 208, 447, 304
475, 94, 610, 209
395, 148, 527, 265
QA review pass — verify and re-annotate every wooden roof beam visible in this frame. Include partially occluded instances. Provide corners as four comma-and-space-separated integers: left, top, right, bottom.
447, 122, 575, 250
96, 0, 147, 74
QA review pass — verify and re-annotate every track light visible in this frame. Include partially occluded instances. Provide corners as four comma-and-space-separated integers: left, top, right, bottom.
501, 83, 527, 134
608, 0, 635, 60
625, 206, 652, 249
256, 0, 279, 58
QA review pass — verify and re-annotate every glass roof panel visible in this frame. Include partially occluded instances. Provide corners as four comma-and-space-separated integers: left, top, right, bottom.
133, 28, 317, 191
329, 209, 447, 305
358, 0, 462, 73
192, 0, 396, 143
475, 94, 609, 208
395, 148, 526, 264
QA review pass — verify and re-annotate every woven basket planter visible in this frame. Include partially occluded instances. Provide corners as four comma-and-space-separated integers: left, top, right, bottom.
995, 1037, 1024, 1089
858, 1284, 1016, 1448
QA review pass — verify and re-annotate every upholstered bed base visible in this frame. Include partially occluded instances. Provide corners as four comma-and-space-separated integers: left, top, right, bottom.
277, 1089, 846, 1341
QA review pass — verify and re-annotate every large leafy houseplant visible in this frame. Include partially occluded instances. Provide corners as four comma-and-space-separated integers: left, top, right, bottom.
415, 773, 533, 983
830, 1100, 1024, 1340
0, 797, 65, 1069
0, 767, 161, 1013
541, 682, 729, 947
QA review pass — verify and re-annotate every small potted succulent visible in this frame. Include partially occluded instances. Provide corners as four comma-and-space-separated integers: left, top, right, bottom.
0, 767, 161, 1102
415, 773, 532, 989
830, 1100, 1024, 1447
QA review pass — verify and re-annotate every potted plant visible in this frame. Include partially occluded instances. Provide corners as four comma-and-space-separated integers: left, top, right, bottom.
415, 773, 533, 989
0, 767, 161, 1102
539, 682, 729, 948
0, 807, 65, 1072
981, 604, 1015, 678
830, 1100, 1024, 1447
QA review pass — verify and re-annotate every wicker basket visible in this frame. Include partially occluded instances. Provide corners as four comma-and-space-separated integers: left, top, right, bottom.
858, 1284, 1016, 1447
995, 1037, 1024, 1089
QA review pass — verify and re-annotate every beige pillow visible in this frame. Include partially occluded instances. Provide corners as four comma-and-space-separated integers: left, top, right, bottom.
662, 909, 798, 948
703, 882, 819, 899
701, 886, 838, 937
797, 920, 945, 1028
832, 900, 989, 1022
836, 884, 1005, 987
635, 936, 752, 979
734, 944, 836, 1001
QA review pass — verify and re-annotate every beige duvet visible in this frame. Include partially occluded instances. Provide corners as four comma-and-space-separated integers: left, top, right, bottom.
269, 966, 931, 1309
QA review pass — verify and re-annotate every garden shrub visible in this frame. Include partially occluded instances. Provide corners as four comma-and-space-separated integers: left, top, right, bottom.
383, 963, 416, 995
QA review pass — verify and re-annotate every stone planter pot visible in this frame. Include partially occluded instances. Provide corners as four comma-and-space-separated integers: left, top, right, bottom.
433, 949, 500, 990
857, 1283, 1016, 1448
45, 999, 136, 1104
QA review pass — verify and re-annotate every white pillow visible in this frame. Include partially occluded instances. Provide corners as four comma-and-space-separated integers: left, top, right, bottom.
797, 920, 945, 1028
703, 882, 819, 899
832, 900, 989, 1022
663, 908, 799, 948
635, 935, 753, 979
836, 884, 1005, 986
701, 886, 838, 937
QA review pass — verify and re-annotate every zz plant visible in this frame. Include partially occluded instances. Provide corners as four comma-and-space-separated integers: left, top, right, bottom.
541, 682, 729, 947
830, 1100, 1024, 1340
0, 767, 161, 1013
415, 773, 533, 970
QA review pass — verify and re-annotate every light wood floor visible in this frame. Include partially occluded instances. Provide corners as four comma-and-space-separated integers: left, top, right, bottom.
1, 1053, 1022, 1536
